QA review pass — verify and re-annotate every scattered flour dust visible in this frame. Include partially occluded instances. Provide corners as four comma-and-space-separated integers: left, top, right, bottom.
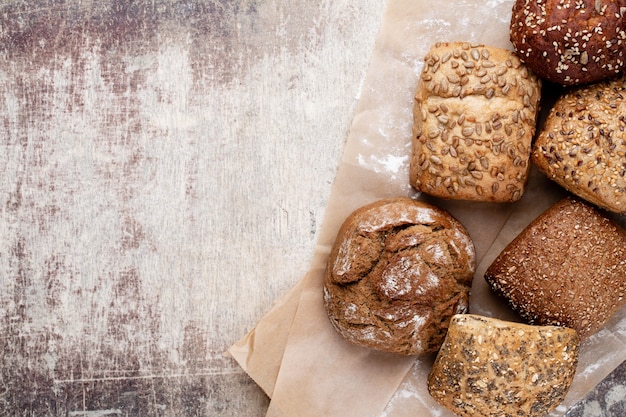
380, 267, 412, 298
367, 153, 409, 174
410, 314, 426, 334
356, 326, 390, 343
380, 254, 439, 298
455, 297, 469, 314
379, 360, 447, 417
452, 229, 475, 259
344, 303, 360, 321
332, 237, 354, 277
423, 241, 446, 264
323, 286, 331, 304
358, 205, 436, 233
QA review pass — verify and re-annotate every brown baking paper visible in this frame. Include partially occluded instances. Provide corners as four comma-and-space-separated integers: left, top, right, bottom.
229, 0, 626, 416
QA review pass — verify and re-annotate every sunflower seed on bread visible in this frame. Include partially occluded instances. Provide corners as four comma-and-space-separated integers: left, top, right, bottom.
532, 76, 626, 214
409, 42, 541, 202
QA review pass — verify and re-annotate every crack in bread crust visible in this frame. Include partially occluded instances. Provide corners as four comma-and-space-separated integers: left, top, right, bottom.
323, 197, 476, 356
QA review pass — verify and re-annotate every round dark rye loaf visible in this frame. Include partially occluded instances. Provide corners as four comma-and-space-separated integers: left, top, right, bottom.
323, 197, 476, 356
484, 196, 626, 338
510, 0, 626, 85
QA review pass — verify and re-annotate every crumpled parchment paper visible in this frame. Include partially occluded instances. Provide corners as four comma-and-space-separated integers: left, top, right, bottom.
229, 1, 626, 416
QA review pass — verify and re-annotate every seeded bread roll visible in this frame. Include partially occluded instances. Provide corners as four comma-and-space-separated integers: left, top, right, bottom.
532, 76, 626, 214
409, 42, 541, 202
428, 314, 580, 417
510, 0, 626, 85
323, 197, 476, 356
485, 197, 626, 338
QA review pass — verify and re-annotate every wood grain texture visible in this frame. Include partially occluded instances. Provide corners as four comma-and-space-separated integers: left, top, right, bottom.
0, 0, 384, 415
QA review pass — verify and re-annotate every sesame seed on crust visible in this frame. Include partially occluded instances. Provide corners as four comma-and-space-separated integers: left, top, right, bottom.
484, 197, 626, 339
510, 0, 626, 86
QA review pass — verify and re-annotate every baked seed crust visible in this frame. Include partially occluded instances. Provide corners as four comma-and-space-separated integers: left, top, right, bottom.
484, 197, 626, 338
428, 314, 579, 417
510, 0, 626, 85
409, 42, 541, 202
532, 76, 626, 214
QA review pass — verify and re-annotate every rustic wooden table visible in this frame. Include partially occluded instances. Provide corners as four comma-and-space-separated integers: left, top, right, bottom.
0, 0, 385, 415
0, 1, 624, 416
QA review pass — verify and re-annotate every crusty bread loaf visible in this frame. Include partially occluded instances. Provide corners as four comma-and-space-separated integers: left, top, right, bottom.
409, 42, 541, 202
510, 0, 626, 85
485, 196, 626, 338
323, 197, 476, 356
428, 314, 580, 417
532, 76, 626, 214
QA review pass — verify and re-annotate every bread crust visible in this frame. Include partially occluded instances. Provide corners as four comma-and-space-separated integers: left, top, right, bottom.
428, 314, 579, 417
484, 197, 626, 338
510, 0, 626, 85
532, 76, 626, 214
409, 42, 541, 202
323, 197, 476, 355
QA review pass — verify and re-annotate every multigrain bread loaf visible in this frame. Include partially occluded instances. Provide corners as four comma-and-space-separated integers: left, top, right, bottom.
484, 197, 626, 338
323, 197, 476, 356
532, 76, 626, 214
510, 0, 626, 85
428, 314, 580, 417
409, 42, 541, 202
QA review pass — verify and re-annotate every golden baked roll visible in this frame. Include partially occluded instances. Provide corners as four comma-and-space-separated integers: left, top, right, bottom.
485, 196, 626, 338
428, 314, 580, 417
532, 76, 626, 214
323, 197, 476, 355
510, 0, 626, 85
409, 42, 541, 202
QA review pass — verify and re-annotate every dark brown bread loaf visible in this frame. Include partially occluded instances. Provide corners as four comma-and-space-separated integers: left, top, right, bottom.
510, 0, 626, 85
428, 314, 580, 417
485, 196, 626, 338
323, 197, 476, 355
409, 42, 541, 202
532, 76, 626, 214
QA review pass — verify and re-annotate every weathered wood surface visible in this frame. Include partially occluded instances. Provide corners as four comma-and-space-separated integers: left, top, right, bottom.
0, 1, 384, 415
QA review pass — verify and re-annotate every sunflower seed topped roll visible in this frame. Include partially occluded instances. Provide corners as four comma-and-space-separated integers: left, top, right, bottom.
410, 42, 541, 202
532, 76, 626, 214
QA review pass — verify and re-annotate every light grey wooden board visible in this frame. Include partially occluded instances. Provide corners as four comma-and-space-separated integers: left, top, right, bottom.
0, 0, 384, 415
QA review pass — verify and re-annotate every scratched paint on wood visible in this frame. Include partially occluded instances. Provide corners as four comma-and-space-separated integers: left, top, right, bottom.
0, 0, 384, 415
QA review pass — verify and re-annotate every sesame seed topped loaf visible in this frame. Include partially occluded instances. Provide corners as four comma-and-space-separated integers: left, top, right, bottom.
484, 196, 626, 339
428, 314, 580, 417
409, 42, 541, 202
510, 0, 626, 86
323, 197, 476, 356
532, 76, 626, 214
